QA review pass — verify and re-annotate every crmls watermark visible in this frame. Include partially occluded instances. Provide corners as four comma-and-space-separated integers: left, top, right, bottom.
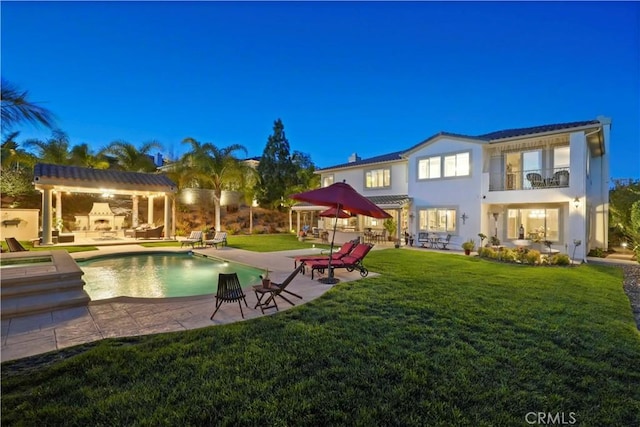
525, 412, 577, 425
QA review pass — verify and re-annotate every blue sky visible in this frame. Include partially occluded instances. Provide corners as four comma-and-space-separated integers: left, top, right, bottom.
2, 1, 639, 178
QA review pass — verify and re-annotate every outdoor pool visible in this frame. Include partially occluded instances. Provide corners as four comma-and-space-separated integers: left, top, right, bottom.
77, 252, 263, 300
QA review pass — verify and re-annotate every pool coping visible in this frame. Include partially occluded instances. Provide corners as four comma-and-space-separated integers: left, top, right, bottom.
1, 244, 372, 362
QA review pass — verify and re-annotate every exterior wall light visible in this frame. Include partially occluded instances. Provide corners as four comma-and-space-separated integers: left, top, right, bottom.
573, 197, 580, 209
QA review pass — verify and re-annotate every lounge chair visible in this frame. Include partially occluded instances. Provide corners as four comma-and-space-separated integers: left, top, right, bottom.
293, 240, 358, 269
5, 237, 28, 252
306, 243, 374, 280
210, 272, 249, 319
181, 230, 203, 247
253, 264, 305, 313
134, 225, 164, 239
204, 231, 227, 249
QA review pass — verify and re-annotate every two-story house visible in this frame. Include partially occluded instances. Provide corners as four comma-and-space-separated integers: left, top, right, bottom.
305, 117, 610, 262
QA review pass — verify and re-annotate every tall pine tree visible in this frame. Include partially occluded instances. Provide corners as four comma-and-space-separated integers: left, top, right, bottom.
257, 119, 296, 209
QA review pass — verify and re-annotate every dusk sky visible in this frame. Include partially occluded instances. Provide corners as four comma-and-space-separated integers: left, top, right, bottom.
2, 1, 639, 178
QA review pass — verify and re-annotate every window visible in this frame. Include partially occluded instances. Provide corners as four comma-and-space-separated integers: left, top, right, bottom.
322, 175, 334, 187
365, 168, 390, 188
444, 152, 470, 177
418, 156, 441, 179
507, 208, 560, 242
419, 208, 457, 232
418, 151, 470, 180
522, 150, 541, 174
553, 146, 570, 169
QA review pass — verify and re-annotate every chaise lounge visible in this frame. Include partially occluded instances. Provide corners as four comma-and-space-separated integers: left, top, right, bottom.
305, 243, 374, 280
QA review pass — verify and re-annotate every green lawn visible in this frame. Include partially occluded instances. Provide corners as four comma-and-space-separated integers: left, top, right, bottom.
2, 248, 639, 425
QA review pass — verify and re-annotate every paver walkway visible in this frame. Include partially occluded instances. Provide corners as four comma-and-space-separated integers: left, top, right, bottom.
1, 244, 371, 362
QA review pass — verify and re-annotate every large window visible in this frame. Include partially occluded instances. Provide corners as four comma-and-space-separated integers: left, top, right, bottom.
444, 152, 470, 177
418, 151, 470, 180
419, 208, 457, 232
322, 175, 334, 187
418, 156, 441, 179
507, 208, 560, 242
365, 168, 391, 188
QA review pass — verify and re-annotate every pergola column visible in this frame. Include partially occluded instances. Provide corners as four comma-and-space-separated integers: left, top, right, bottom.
148, 195, 155, 225
41, 185, 54, 245
55, 191, 62, 231
132, 195, 139, 227
164, 194, 171, 240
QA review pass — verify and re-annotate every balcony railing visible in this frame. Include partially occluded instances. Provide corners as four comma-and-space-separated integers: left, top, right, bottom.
489, 167, 570, 191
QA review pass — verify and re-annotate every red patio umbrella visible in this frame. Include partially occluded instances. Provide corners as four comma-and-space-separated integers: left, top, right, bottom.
291, 181, 391, 284
318, 206, 353, 219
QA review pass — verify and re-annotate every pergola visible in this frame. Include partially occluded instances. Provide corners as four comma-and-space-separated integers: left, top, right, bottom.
33, 163, 177, 245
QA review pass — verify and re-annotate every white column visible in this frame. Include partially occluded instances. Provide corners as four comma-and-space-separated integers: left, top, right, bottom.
41, 186, 54, 245
55, 191, 62, 231
164, 194, 171, 240
171, 196, 176, 239
147, 195, 155, 225
296, 211, 301, 235
132, 196, 139, 227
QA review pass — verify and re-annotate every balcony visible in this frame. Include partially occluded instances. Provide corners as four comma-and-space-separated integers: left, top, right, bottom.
489, 167, 570, 191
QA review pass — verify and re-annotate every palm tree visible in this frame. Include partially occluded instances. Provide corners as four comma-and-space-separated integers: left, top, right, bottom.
1, 131, 36, 170
1, 79, 56, 132
69, 143, 110, 169
24, 129, 72, 165
103, 140, 162, 172
181, 137, 248, 231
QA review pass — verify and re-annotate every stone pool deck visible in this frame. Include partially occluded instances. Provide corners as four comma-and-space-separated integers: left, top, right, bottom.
1, 244, 373, 362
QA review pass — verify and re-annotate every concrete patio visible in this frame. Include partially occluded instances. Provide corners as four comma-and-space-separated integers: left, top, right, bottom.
1, 243, 375, 362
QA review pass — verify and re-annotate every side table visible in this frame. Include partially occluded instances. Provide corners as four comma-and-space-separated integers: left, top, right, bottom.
253, 285, 279, 314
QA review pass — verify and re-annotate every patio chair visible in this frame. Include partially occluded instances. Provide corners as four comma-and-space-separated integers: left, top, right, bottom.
210, 272, 249, 319
181, 230, 203, 247
437, 234, 452, 249
5, 237, 28, 252
293, 240, 358, 270
307, 243, 374, 280
526, 173, 544, 189
204, 231, 227, 249
553, 170, 570, 187
253, 264, 305, 312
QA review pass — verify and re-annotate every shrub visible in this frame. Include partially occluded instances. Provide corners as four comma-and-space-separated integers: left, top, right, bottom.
588, 247, 606, 258
501, 248, 518, 262
478, 247, 493, 258
525, 249, 541, 265
551, 253, 571, 265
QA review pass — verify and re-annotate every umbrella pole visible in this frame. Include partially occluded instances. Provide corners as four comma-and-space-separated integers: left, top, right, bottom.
319, 204, 340, 285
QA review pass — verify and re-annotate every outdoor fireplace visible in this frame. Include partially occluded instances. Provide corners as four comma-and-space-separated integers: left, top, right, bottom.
74, 203, 126, 231
94, 219, 112, 231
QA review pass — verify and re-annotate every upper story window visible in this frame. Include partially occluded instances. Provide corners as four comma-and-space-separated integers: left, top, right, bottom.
322, 175, 334, 187
365, 168, 390, 188
553, 146, 570, 169
418, 156, 441, 179
418, 151, 470, 180
444, 152, 470, 177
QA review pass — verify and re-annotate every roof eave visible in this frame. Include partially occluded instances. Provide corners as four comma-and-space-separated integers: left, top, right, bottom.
488, 123, 602, 144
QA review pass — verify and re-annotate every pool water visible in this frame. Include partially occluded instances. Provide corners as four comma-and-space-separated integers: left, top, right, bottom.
78, 253, 263, 300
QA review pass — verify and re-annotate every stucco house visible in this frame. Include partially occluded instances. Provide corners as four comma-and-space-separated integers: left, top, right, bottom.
311, 117, 611, 262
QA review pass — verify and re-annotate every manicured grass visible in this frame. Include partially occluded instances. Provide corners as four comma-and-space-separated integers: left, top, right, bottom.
223, 233, 332, 252
2, 250, 639, 425
0, 241, 97, 253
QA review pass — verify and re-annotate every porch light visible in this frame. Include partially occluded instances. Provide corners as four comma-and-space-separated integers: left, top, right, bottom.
573, 197, 580, 209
